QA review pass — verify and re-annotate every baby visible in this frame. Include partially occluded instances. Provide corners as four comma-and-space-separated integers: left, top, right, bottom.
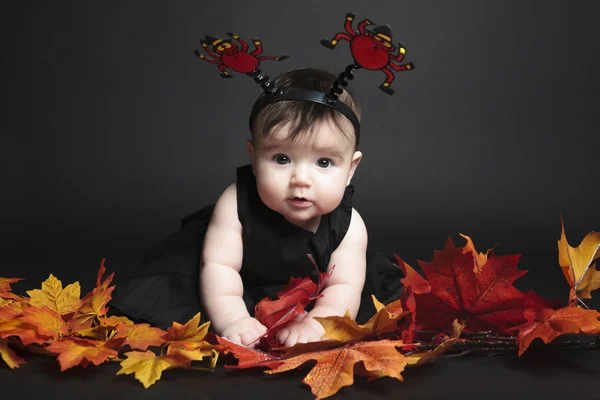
200, 68, 367, 347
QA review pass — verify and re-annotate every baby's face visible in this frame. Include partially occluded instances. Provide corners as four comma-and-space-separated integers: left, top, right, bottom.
247, 120, 362, 232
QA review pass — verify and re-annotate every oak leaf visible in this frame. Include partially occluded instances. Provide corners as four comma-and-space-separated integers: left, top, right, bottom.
0, 338, 26, 369
116, 350, 182, 388
512, 307, 600, 356
46, 337, 119, 371
557, 216, 600, 301
113, 323, 167, 351
26, 274, 81, 316
414, 237, 537, 334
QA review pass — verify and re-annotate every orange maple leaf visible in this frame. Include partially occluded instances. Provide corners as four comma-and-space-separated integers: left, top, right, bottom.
26, 274, 81, 316
113, 323, 167, 351
0, 278, 24, 292
459, 234, 495, 273
163, 312, 210, 343
20, 305, 69, 339
116, 350, 182, 388
265, 339, 408, 399
405, 319, 465, 366
210, 333, 279, 369
0, 278, 26, 302
70, 260, 116, 330
46, 337, 119, 371
0, 319, 47, 345
512, 307, 600, 356
557, 216, 600, 302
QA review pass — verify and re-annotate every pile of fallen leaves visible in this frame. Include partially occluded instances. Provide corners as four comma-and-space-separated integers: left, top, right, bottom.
1, 217, 599, 399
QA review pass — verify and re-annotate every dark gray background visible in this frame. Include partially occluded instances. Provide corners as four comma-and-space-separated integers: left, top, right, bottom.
2, 1, 598, 301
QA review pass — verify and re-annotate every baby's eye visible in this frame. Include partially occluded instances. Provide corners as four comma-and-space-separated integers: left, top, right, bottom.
274, 155, 290, 164
316, 158, 332, 168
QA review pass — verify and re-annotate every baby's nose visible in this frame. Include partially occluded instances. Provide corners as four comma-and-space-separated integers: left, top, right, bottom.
290, 168, 312, 187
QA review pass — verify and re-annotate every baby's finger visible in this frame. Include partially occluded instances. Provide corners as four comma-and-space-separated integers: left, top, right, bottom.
239, 330, 259, 347
285, 332, 300, 348
277, 328, 290, 343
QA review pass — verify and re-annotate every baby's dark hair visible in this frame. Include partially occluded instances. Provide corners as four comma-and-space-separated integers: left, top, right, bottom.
250, 68, 362, 148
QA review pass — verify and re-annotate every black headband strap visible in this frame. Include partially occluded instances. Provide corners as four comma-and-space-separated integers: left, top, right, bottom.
248, 88, 361, 140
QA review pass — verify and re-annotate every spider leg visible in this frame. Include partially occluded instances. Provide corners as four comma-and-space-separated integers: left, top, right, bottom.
199, 40, 221, 59
389, 61, 414, 71
378, 67, 395, 95
357, 18, 375, 35
226, 32, 248, 53
194, 49, 221, 64
249, 38, 264, 56
257, 55, 289, 61
344, 12, 357, 35
320, 33, 353, 49
218, 64, 233, 78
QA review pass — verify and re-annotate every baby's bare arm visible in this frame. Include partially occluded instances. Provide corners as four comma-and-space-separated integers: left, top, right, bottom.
200, 184, 261, 337
277, 208, 368, 345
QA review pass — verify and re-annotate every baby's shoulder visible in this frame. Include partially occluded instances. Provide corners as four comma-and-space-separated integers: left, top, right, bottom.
211, 183, 239, 223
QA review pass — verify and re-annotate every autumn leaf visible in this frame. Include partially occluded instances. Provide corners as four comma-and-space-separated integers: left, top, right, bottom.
116, 350, 182, 388
315, 296, 410, 343
459, 233, 495, 272
0, 301, 23, 322
0, 278, 26, 302
0, 338, 26, 369
26, 274, 81, 316
70, 261, 116, 330
264, 339, 408, 399
413, 237, 535, 334
0, 319, 47, 345
511, 307, 600, 356
163, 312, 210, 343
405, 319, 465, 366
113, 323, 167, 351
45, 337, 119, 371
210, 333, 279, 369
20, 305, 69, 339
557, 216, 600, 301
255, 256, 332, 339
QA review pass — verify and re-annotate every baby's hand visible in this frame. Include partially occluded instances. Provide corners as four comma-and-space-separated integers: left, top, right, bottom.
221, 317, 267, 347
276, 319, 323, 348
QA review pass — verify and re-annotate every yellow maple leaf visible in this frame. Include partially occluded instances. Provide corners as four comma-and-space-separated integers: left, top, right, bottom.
316, 296, 409, 343
0, 338, 26, 369
116, 350, 182, 388
113, 323, 167, 351
26, 274, 81, 315
557, 216, 600, 301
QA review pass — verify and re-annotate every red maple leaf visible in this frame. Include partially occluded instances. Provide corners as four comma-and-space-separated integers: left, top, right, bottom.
254, 254, 332, 343
413, 237, 550, 334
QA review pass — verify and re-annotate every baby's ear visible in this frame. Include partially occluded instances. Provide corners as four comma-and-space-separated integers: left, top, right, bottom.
347, 151, 363, 185
245, 139, 255, 161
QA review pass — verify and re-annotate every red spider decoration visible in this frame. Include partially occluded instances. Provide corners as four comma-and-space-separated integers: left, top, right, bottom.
194, 32, 288, 78
321, 13, 414, 95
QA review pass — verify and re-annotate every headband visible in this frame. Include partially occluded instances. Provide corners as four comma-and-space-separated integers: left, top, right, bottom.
194, 12, 414, 142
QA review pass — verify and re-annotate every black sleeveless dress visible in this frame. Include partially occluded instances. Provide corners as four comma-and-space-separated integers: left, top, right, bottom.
110, 165, 404, 329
